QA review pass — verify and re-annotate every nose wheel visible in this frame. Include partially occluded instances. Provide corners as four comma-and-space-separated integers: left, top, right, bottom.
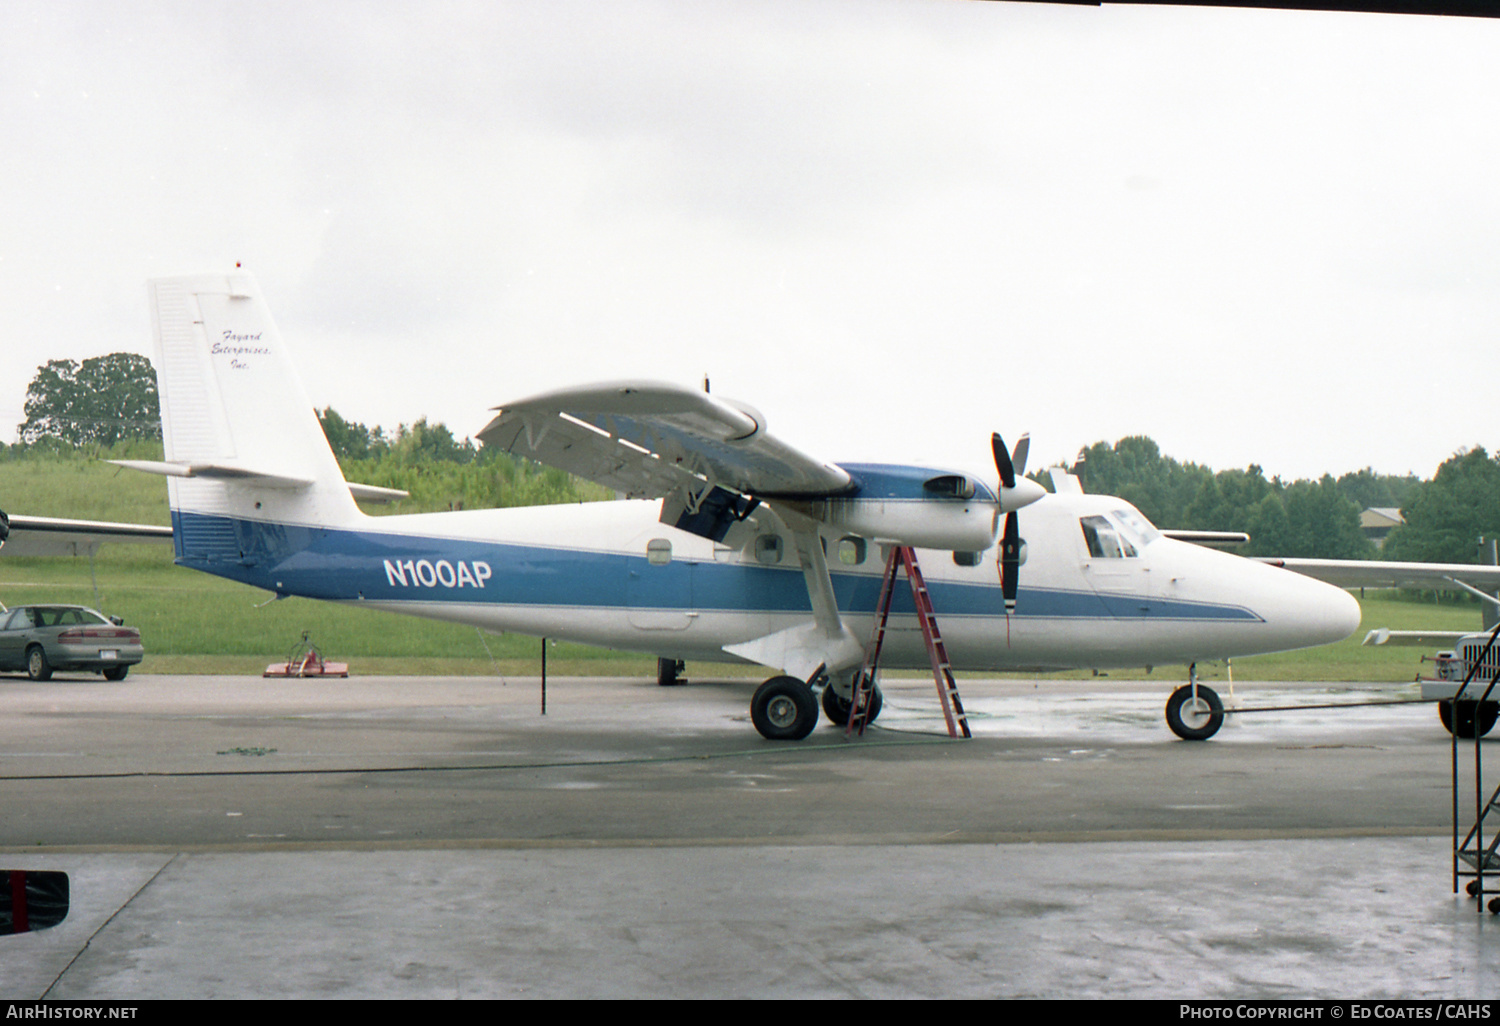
1166, 680, 1224, 741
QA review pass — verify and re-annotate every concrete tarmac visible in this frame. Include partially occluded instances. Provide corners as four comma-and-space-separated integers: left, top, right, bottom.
1, 671, 1497, 999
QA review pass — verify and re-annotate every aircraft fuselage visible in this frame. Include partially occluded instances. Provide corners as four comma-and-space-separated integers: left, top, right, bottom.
170, 489, 1360, 676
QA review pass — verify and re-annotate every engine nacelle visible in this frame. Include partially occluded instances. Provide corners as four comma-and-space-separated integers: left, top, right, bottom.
809, 495, 998, 552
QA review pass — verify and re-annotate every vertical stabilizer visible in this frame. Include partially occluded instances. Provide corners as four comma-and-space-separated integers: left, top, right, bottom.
146, 273, 361, 563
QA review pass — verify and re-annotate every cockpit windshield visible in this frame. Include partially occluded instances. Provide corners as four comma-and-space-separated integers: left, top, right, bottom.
1080, 515, 1135, 558
1079, 507, 1160, 559
1111, 507, 1160, 547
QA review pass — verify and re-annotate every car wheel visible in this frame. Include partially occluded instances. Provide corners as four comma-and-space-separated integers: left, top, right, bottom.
27, 646, 53, 681
103, 666, 129, 681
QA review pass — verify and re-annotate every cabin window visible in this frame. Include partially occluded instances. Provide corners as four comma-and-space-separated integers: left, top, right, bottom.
755, 535, 783, 565
838, 536, 866, 566
1080, 515, 1136, 559
646, 538, 673, 566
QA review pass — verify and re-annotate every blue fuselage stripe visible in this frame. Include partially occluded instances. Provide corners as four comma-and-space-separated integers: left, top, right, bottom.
169, 511, 1261, 622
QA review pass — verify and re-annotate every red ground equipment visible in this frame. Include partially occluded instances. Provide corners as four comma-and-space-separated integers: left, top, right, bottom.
264, 631, 349, 678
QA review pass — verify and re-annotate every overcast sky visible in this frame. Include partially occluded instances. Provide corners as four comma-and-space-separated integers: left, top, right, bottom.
4, 1, 1498, 488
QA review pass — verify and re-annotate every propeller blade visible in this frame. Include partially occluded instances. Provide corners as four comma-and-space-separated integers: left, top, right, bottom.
1011, 434, 1030, 479
999, 510, 1021, 613
991, 433, 1016, 490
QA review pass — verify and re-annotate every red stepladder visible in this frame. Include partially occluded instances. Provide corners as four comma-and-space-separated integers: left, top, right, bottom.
846, 545, 970, 739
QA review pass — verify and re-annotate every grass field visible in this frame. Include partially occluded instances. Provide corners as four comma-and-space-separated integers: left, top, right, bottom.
1, 455, 1486, 681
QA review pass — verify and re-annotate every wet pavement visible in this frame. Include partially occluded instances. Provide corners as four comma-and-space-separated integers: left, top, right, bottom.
0, 673, 1493, 998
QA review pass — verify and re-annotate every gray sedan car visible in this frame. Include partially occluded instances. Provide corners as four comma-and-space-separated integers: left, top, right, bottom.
0, 605, 144, 680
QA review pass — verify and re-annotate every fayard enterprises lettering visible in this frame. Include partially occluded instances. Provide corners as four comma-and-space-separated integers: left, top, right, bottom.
213, 330, 269, 370
212, 330, 269, 355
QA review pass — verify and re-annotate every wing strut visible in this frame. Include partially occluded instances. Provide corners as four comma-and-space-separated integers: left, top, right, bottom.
721, 518, 863, 680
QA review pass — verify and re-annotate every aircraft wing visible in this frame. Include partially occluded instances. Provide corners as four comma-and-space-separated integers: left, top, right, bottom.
0, 514, 173, 557
477, 381, 854, 500
1256, 557, 1500, 592
1162, 530, 1250, 547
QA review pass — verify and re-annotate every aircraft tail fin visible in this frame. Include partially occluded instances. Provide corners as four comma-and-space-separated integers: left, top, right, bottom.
140, 273, 361, 563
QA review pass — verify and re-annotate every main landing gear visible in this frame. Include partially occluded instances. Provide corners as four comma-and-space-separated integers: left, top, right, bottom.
657, 657, 685, 687
820, 677, 882, 728
749, 672, 884, 741
1165, 664, 1224, 741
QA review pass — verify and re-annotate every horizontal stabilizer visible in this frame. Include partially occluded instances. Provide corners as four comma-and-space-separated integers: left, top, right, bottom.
111, 460, 406, 502
1, 514, 172, 557
347, 482, 411, 503
109, 459, 312, 489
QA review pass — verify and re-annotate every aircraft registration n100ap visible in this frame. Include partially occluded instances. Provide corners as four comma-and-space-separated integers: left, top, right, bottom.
16, 273, 1363, 741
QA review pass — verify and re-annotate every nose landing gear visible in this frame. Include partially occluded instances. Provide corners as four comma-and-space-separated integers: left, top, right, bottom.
1166, 664, 1224, 741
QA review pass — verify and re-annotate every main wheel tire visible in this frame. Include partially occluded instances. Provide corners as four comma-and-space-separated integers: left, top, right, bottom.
26, 646, 52, 681
103, 665, 129, 681
657, 657, 684, 687
821, 681, 883, 726
1439, 700, 1499, 739
751, 676, 819, 741
1166, 683, 1223, 741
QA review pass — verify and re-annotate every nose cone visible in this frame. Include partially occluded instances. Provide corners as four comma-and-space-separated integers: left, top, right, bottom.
1270, 568, 1363, 651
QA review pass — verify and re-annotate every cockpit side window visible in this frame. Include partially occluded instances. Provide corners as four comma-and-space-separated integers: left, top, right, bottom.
1080, 515, 1137, 559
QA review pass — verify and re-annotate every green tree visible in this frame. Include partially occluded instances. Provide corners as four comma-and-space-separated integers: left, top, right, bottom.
318, 407, 387, 461
20, 353, 160, 446
1335, 467, 1419, 513
1244, 493, 1292, 556
1073, 436, 1212, 527
1383, 448, 1500, 565
316, 407, 607, 513
1277, 475, 1375, 559
1185, 465, 1274, 533
389, 418, 477, 465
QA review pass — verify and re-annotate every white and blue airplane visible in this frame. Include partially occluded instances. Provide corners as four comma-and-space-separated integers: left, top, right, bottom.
5, 272, 1368, 741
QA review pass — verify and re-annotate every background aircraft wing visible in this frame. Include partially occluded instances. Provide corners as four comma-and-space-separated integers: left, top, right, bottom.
1361, 628, 1474, 647
1256, 557, 1500, 592
1161, 529, 1250, 547
1, 514, 173, 557
477, 381, 853, 499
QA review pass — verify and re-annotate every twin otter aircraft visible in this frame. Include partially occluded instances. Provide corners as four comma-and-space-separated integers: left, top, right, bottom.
108, 273, 1359, 741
